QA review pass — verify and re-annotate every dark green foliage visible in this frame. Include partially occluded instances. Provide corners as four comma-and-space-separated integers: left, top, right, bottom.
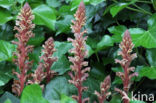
0, 0, 156, 102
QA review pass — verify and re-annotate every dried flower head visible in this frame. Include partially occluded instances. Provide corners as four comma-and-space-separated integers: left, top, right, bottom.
94, 75, 111, 103
68, 1, 90, 103
12, 2, 35, 96
115, 30, 138, 103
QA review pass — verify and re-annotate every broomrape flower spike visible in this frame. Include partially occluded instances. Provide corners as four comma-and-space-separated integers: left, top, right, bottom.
27, 37, 57, 88
12, 2, 35, 96
115, 30, 138, 103
40, 37, 57, 83
94, 75, 111, 103
68, 1, 90, 103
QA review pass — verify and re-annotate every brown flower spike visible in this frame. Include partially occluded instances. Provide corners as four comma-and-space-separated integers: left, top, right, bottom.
68, 1, 90, 103
40, 37, 57, 83
115, 30, 138, 103
12, 2, 35, 96
94, 75, 111, 103
27, 37, 57, 88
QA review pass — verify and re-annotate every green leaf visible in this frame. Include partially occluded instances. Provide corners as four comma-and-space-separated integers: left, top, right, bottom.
0, 72, 12, 86
44, 77, 69, 103
146, 49, 156, 66
70, 0, 89, 11
86, 44, 94, 57
110, 3, 129, 17
0, 9, 13, 25
28, 34, 45, 46
130, 100, 145, 103
33, 5, 56, 30
0, 40, 16, 62
52, 55, 70, 75
60, 94, 76, 103
152, 0, 156, 10
21, 84, 49, 103
97, 35, 114, 51
54, 41, 72, 57
139, 67, 156, 79
110, 0, 138, 17
55, 15, 74, 35
0, 0, 14, 9
108, 25, 127, 42
4, 99, 12, 103
0, 92, 19, 103
46, 0, 61, 8
89, 0, 105, 6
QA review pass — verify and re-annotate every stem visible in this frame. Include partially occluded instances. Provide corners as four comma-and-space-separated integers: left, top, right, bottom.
136, 0, 152, 4
132, 4, 152, 15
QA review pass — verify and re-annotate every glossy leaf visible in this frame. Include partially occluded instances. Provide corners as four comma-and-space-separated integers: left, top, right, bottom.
146, 49, 156, 66
52, 55, 70, 75
0, 9, 13, 25
55, 15, 74, 35
44, 77, 69, 103
0, 92, 19, 103
33, 5, 56, 30
60, 94, 76, 103
4, 99, 12, 103
139, 67, 156, 79
0, 40, 16, 62
0, 0, 14, 9
97, 35, 114, 51
46, 0, 61, 8
90, 0, 105, 6
21, 84, 49, 103
130, 100, 145, 103
108, 25, 127, 42
110, 3, 129, 17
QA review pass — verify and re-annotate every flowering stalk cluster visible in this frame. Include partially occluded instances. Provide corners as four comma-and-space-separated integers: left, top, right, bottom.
12, 3, 35, 96
40, 37, 57, 83
68, 1, 90, 103
27, 37, 57, 87
94, 75, 111, 103
115, 30, 138, 103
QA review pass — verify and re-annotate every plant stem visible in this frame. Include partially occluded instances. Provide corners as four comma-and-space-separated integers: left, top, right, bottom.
132, 4, 152, 15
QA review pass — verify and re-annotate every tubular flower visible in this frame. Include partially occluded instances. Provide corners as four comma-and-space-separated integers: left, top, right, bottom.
40, 37, 57, 83
115, 30, 138, 103
68, 1, 90, 103
94, 75, 111, 103
12, 2, 35, 96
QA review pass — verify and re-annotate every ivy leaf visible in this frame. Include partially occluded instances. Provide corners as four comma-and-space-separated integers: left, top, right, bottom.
33, 5, 56, 30
130, 100, 145, 103
96, 35, 114, 51
0, 92, 19, 103
60, 94, 76, 103
55, 15, 74, 36
110, 3, 129, 17
0, 9, 13, 25
89, 0, 105, 6
110, 0, 138, 17
52, 55, 70, 75
70, 0, 89, 11
129, 14, 156, 48
146, 49, 156, 66
44, 77, 69, 103
21, 84, 49, 103
46, 0, 61, 8
0, 40, 16, 62
0, 0, 14, 9
108, 25, 127, 42
54, 41, 72, 57
4, 99, 12, 103
139, 67, 156, 79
